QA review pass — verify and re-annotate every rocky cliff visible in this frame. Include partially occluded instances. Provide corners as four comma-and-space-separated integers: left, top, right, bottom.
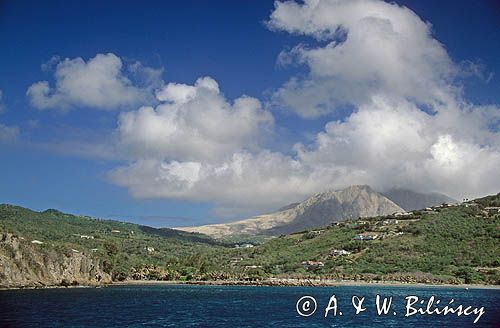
0, 232, 111, 289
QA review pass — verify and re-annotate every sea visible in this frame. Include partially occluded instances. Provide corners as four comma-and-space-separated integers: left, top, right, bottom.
0, 284, 498, 327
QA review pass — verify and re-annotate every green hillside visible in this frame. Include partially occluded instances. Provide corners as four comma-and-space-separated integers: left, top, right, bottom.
236, 201, 499, 284
1, 193, 499, 286
0, 204, 223, 281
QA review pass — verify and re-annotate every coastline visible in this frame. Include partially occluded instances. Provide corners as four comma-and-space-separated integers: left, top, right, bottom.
2, 279, 499, 291
111, 279, 500, 290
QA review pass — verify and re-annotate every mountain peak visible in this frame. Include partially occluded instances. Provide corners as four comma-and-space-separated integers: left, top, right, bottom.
320, 184, 373, 195
177, 185, 403, 238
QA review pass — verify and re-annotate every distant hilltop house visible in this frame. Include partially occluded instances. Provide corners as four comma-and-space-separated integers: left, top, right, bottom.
234, 243, 255, 248
354, 233, 379, 241
230, 257, 243, 264
383, 219, 399, 225
464, 202, 479, 208
331, 249, 350, 256
71, 249, 79, 253
31, 240, 43, 244
244, 265, 262, 269
393, 211, 412, 217
301, 260, 324, 271
80, 235, 94, 239
438, 202, 458, 208
111, 230, 121, 233
146, 246, 155, 253
484, 207, 500, 215
423, 208, 437, 214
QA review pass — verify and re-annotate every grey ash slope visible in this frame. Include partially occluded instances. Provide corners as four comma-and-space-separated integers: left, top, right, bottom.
382, 188, 457, 211
176, 185, 404, 238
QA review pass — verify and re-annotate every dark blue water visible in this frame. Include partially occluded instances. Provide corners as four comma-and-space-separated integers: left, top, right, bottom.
0, 284, 499, 327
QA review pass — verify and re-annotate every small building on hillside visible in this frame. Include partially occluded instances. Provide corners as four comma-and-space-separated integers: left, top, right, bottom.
485, 207, 500, 215
230, 257, 243, 264
80, 235, 94, 239
331, 249, 351, 256
301, 260, 324, 271
31, 240, 44, 245
354, 234, 379, 241
245, 265, 262, 269
235, 243, 255, 248
394, 211, 412, 217
464, 202, 478, 208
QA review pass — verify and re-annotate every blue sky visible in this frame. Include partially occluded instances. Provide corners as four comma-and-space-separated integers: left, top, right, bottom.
1, 0, 499, 227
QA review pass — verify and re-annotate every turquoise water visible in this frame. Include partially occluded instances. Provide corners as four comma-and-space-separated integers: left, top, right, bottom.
0, 284, 498, 327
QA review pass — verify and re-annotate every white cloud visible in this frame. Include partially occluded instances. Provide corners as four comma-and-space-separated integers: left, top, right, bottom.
110, 151, 321, 217
29, 1, 495, 218
108, 1, 500, 217
269, 0, 457, 118
27, 53, 162, 110
110, 76, 278, 216
0, 123, 19, 142
116, 77, 273, 162
111, 93, 500, 217
294, 96, 500, 200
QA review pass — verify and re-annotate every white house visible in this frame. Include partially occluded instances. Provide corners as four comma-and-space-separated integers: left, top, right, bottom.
354, 234, 378, 241
301, 261, 324, 270
331, 249, 351, 256
80, 235, 94, 239
235, 243, 255, 248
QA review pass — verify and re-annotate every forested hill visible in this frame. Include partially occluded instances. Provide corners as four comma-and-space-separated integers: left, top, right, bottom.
0, 204, 217, 245
0, 204, 222, 288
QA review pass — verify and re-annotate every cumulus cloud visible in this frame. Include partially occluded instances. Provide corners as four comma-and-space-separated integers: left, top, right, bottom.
269, 0, 456, 118
103, 0, 500, 217
110, 76, 278, 215
116, 77, 273, 162
111, 96, 500, 216
27, 53, 162, 110
110, 151, 315, 216
295, 96, 500, 198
